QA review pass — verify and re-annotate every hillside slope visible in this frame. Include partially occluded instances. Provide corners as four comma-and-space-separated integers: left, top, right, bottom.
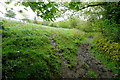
2, 20, 84, 79
2, 20, 119, 79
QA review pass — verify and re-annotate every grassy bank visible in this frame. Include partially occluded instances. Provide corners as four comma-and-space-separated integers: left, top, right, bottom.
85, 32, 119, 76
2, 20, 85, 79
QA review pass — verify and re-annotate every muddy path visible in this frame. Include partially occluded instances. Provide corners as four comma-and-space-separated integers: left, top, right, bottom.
60, 43, 115, 78
50, 34, 117, 79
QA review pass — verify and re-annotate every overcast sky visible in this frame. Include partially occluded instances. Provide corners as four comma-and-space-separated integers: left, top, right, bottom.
0, 1, 38, 20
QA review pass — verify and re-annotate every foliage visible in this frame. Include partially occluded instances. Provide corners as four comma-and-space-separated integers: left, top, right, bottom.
103, 3, 120, 42
22, 2, 58, 21
22, 18, 31, 23
68, 17, 79, 28
5, 10, 16, 18
56, 20, 70, 28
85, 32, 119, 75
40, 21, 51, 26
92, 19, 120, 42
91, 48, 119, 75
66, 2, 120, 42
49, 17, 86, 30
2, 19, 84, 79
49, 22, 57, 27
0, 20, 5, 30
103, 2, 120, 24
93, 38, 120, 61
2, 1, 120, 79
0, 21, 4, 28
86, 70, 97, 78
65, 1, 81, 11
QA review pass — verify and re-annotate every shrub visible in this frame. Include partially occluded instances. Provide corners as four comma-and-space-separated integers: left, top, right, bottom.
40, 21, 50, 26
22, 18, 31, 23
49, 22, 58, 27
57, 21, 70, 28
69, 17, 79, 28
0, 20, 4, 29
94, 38, 120, 61
92, 19, 120, 42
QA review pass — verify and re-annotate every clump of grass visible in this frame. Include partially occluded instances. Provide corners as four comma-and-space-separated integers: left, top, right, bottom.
86, 70, 97, 78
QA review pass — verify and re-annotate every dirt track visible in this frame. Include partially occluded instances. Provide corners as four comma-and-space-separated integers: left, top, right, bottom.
50, 34, 117, 79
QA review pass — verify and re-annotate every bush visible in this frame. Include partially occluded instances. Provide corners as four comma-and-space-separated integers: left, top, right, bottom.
68, 17, 79, 28
49, 22, 58, 27
40, 21, 50, 26
0, 21, 4, 29
53, 17, 86, 29
94, 38, 120, 61
22, 18, 31, 23
92, 19, 120, 42
57, 21, 70, 28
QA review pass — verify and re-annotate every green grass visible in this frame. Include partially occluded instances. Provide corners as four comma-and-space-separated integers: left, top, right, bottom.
86, 70, 97, 78
2, 19, 84, 79
2, 18, 119, 79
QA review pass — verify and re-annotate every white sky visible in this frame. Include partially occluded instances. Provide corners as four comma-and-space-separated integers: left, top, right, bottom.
0, 1, 69, 22
0, 1, 39, 20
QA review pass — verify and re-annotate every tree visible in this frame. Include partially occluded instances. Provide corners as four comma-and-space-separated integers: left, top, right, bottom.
102, 2, 120, 24
66, 1, 120, 42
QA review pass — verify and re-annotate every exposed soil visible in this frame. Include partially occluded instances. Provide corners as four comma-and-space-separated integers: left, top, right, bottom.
50, 34, 117, 79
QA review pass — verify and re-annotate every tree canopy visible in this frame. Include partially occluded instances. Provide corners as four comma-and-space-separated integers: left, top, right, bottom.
22, 2, 58, 21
